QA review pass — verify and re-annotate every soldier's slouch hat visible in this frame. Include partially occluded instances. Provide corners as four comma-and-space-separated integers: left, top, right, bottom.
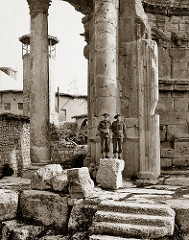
114, 113, 121, 119
102, 113, 110, 117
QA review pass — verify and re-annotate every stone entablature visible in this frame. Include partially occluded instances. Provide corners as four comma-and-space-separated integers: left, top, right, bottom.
143, 0, 189, 16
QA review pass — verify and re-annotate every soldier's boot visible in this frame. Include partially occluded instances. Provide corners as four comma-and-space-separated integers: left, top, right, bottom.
118, 154, 121, 159
114, 153, 117, 158
102, 152, 106, 159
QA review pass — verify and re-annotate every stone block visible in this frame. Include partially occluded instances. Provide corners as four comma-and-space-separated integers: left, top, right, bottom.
0, 189, 18, 221
161, 158, 172, 168
156, 97, 174, 112
51, 170, 69, 192
160, 125, 167, 142
165, 177, 189, 186
1, 220, 44, 240
20, 190, 69, 231
31, 164, 63, 190
174, 98, 189, 112
96, 158, 125, 189
167, 199, 189, 231
67, 167, 94, 199
175, 141, 189, 157
160, 149, 174, 158
157, 111, 186, 125
68, 204, 96, 233
173, 158, 189, 167
167, 124, 188, 142
122, 139, 139, 178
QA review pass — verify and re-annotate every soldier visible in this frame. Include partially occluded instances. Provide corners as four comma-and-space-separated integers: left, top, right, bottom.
111, 113, 126, 159
98, 113, 111, 158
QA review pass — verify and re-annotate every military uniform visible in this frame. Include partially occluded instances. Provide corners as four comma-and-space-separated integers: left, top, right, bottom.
111, 117, 126, 158
98, 118, 111, 158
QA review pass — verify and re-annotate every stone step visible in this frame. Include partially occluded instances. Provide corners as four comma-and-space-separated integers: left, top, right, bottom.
94, 211, 174, 232
92, 222, 168, 239
98, 200, 175, 217
90, 235, 142, 240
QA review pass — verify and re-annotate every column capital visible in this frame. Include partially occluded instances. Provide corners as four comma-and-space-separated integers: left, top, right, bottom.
27, 0, 52, 15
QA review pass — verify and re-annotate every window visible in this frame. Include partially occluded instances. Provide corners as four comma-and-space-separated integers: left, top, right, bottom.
60, 109, 66, 122
18, 103, 23, 110
4, 103, 11, 110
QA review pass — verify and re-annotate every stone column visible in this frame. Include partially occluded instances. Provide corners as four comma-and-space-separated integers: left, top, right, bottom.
119, 0, 160, 180
88, 0, 119, 164
27, 0, 51, 164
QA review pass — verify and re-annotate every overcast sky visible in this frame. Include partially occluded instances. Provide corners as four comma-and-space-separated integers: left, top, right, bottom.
0, 0, 87, 94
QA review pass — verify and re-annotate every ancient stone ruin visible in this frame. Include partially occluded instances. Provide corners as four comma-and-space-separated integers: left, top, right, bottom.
2, 0, 189, 239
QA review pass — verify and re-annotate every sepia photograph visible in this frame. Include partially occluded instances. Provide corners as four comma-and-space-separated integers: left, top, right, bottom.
0, 0, 189, 239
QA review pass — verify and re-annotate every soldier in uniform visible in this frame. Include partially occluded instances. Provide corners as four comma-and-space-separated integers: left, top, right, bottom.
111, 113, 126, 159
98, 113, 111, 158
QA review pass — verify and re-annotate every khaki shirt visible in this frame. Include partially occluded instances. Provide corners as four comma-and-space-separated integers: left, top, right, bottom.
98, 120, 111, 137
111, 120, 126, 138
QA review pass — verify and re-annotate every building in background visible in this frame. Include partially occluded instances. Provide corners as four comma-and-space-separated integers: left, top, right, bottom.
56, 92, 87, 123
0, 68, 23, 115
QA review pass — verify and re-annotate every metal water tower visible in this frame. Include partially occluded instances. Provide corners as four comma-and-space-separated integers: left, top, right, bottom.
19, 34, 59, 123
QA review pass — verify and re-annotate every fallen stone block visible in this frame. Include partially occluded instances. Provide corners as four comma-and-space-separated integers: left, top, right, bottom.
68, 204, 96, 233
0, 189, 18, 221
166, 199, 189, 232
20, 190, 69, 231
31, 164, 63, 190
52, 170, 69, 192
96, 159, 125, 189
67, 167, 94, 198
1, 220, 44, 240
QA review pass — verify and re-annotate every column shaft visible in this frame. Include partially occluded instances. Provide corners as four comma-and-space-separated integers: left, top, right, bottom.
94, 0, 119, 116
27, 0, 51, 164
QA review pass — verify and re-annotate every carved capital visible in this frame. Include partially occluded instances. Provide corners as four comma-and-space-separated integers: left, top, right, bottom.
27, 0, 52, 15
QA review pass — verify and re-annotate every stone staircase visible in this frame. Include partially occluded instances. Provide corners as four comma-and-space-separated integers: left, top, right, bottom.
90, 200, 175, 240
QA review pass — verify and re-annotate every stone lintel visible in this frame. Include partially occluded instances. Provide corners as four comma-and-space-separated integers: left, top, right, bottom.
27, 0, 52, 15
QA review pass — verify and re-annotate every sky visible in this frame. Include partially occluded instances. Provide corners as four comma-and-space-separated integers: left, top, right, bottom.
0, 0, 87, 94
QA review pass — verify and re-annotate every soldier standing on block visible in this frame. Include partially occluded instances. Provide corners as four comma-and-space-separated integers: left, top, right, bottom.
98, 113, 111, 158
112, 113, 126, 159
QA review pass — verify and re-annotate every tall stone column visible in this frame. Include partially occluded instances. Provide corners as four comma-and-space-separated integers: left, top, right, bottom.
88, 0, 119, 164
27, 0, 51, 164
119, 0, 160, 180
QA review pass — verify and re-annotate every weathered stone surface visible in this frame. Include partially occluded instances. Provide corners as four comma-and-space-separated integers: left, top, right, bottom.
51, 170, 69, 192
164, 177, 189, 186
39, 236, 68, 240
0, 189, 18, 221
31, 164, 63, 190
96, 159, 125, 189
72, 232, 88, 240
67, 167, 94, 198
20, 190, 69, 231
1, 220, 44, 240
166, 199, 189, 232
68, 204, 96, 233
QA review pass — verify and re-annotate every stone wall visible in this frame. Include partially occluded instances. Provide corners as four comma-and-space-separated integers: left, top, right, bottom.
0, 114, 30, 176
145, 10, 189, 170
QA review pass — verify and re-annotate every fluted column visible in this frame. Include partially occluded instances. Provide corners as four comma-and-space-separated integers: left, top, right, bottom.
27, 0, 51, 164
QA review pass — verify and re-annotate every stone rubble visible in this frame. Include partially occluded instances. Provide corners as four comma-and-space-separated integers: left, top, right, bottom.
67, 167, 94, 198
31, 164, 63, 190
1, 220, 44, 240
0, 189, 18, 221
